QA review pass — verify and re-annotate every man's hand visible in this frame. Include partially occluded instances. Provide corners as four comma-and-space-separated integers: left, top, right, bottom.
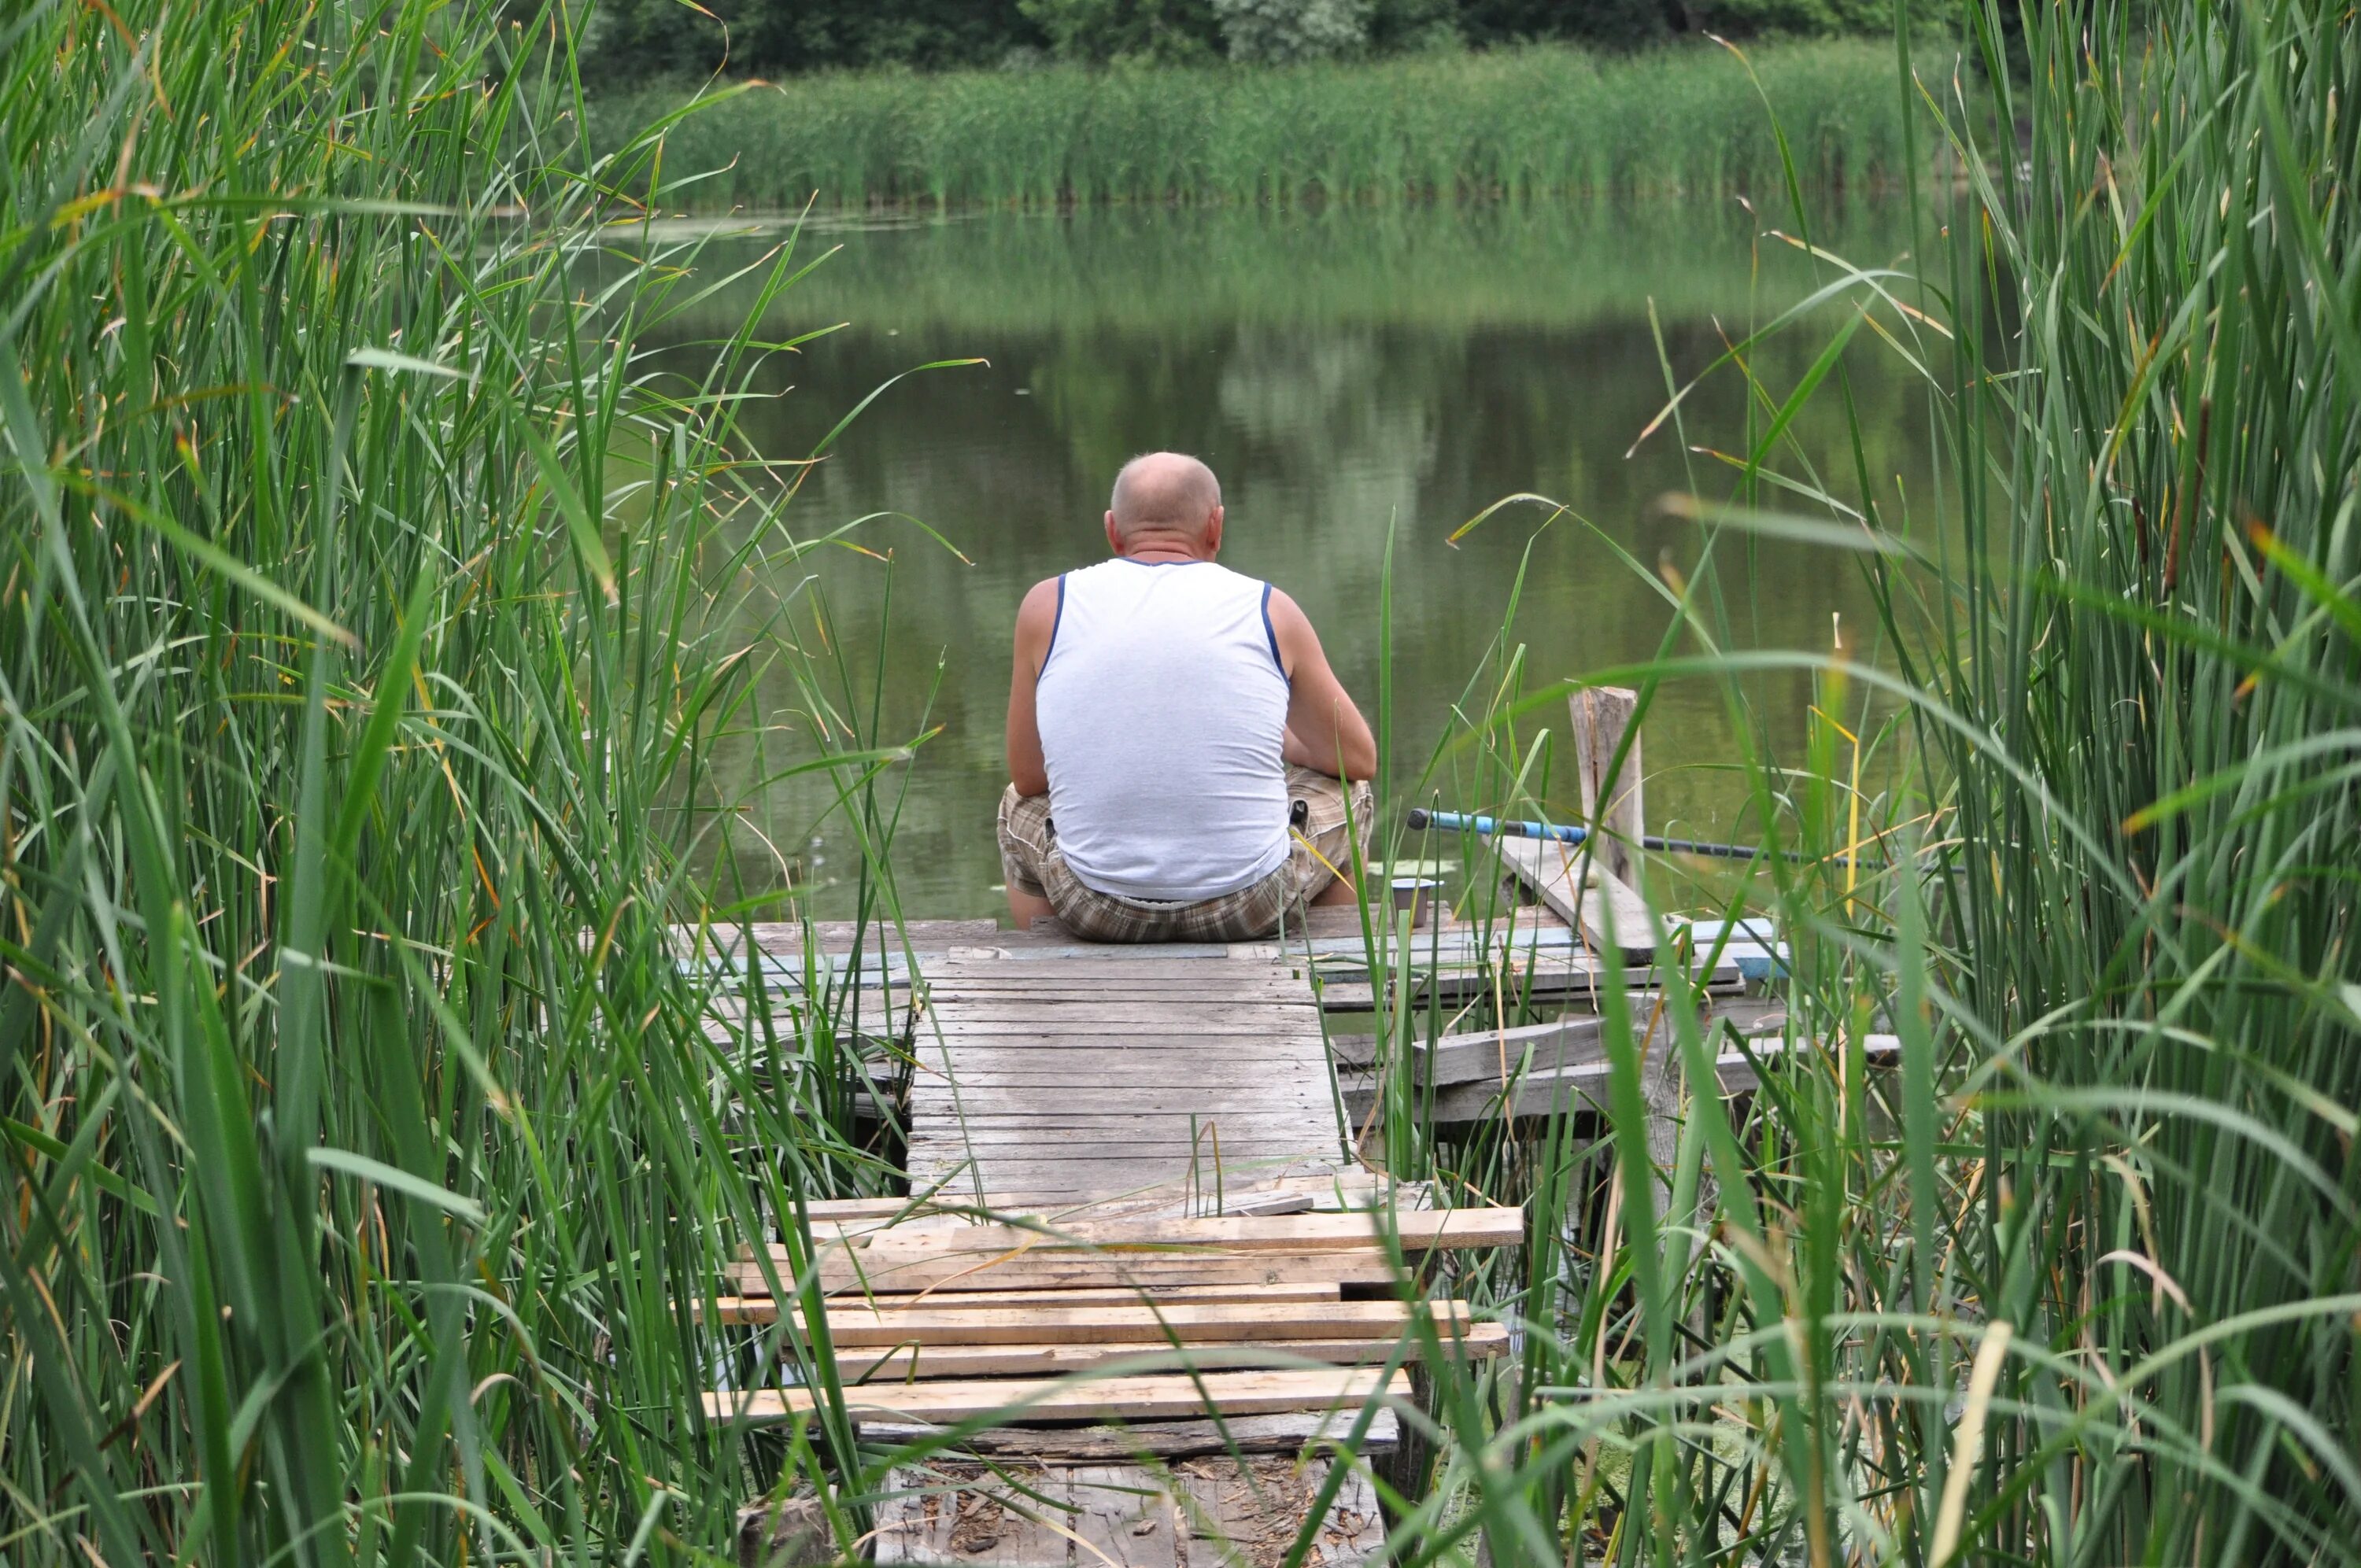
1005, 578, 1058, 796
1267, 589, 1376, 780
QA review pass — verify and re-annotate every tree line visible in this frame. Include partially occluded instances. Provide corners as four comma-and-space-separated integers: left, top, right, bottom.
580, 0, 1897, 83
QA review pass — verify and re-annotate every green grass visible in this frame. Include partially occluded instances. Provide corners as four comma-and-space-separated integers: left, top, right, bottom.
591, 39, 1919, 210
6, 0, 2357, 1562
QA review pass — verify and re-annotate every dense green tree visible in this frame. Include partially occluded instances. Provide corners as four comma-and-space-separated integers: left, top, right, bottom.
1212, 0, 1373, 61
1459, 0, 1670, 46
578, 0, 1892, 81
583, 0, 1044, 78
1365, 0, 1465, 49
1014, 0, 1225, 62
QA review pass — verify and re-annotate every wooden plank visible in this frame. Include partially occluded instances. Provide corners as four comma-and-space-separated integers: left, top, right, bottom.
907, 1134, 1332, 1153
798, 1298, 1466, 1348
909, 1136, 1336, 1155
1066, 1467, 1174, 1568
909, 1091, 1332, 1111
1314, 965, 1735, 1015
705, 1282, 1341, 1322
1413, 1016, 1605, 1087
860, 1407, 1399, 1459
832, 1322, 1508, 1380
933, 972, 1314, 987
873, 1452, 1387, 1567
768, 1207, 1524, 1260
903, 1160, 1356, 1195
911, 1034, 1325, 1049
704, 1366, 1410, 1425
1402, 998, 1786, 1089
1495, 836, 1661, 958
915, 1174, 1389, 1225
730, 1250, 1402, 1298
871, 1465, 1077, 1566
930, 986, 1320, 1001
1406, 1033, 1903, 1124
908, 1073, 1332, 1091
905, 1117, 1332, 1136
922, 1022, 1318, 1035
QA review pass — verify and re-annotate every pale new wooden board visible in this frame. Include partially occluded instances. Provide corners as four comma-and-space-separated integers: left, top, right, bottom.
858, 1406, 1399, 1459
704, 1282, 1340, 1322
730, 1249, 1402, 1297
833, 1321, 1507, 1381
800, 1298, 1467, 1348
781, 1206, 1524, 1259
704, 1366, 1410, 1425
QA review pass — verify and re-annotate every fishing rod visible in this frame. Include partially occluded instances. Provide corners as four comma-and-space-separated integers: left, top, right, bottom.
1406, 806, 1851, 865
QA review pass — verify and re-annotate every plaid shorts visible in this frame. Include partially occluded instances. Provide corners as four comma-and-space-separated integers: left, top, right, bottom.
998, 766, 1375, 943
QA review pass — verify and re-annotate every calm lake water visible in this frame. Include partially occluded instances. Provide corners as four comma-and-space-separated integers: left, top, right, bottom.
653, 197, 1938, 919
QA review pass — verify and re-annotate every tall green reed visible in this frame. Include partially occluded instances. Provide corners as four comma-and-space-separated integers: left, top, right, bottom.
6, 0, 2354, 1562
0, 2, 924, 1562
589, 40, 1916, 212
1341, 0, 2359, 1562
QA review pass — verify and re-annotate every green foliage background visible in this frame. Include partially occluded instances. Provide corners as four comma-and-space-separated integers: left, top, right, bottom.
582, 0, 1907, 82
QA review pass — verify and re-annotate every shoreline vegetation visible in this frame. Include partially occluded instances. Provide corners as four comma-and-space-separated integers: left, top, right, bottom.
6, 0, 2357, 1564
592, 39, 1921, 210
623, 197, 1917, 338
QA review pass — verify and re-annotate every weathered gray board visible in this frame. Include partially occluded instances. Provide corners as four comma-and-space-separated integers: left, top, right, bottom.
1495, 835, 1664, 958
874, 1454, 1387, 1567
908, 956, 1352, 1207
1343, 1031, 1905, 1126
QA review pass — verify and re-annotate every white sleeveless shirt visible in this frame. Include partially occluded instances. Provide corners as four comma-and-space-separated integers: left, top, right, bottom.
1034, 559, 1291, 902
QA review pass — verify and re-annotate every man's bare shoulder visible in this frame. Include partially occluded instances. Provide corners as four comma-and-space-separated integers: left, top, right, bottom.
1263, 585, 1323, 643
1012, 578, 1062, 668
1015, 577, 1061, 626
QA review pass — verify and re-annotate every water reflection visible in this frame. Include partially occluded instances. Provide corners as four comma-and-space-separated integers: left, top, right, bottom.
649, 198, 1934, 917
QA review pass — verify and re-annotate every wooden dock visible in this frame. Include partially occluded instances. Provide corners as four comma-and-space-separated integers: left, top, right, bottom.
907, 953, 1350, 1208
703, 690, 1823, 1565
706, 921, 1528, 1568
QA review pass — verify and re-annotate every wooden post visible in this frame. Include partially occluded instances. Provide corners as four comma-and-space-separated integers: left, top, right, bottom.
1570, 688, 1679, 1216
1569, 687, 1644, 884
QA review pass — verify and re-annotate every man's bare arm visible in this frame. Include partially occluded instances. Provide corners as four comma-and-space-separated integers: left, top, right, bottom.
1005, 579, 1059, 796
1268, 588, 1376, 780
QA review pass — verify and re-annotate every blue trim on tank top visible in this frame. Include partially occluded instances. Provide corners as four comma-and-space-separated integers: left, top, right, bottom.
1259, 582, 1285, 674
1043, 574, 1066, 667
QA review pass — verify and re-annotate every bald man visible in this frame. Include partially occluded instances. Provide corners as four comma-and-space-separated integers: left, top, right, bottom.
999, 452, 1376, 941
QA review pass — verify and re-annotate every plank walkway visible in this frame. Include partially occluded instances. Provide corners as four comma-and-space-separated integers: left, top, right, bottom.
704, 916, 1536, 1566
906, 952, 1351, 1209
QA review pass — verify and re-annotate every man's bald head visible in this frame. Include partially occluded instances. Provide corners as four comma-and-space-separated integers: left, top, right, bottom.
1109, 452, 1222, 541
